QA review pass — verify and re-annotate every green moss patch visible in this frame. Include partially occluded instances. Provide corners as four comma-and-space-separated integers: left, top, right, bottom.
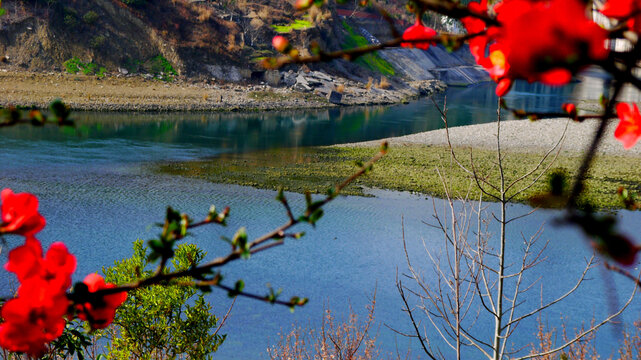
271, 19, 314, 33
155, 144, 641, 209
341, 21, 395, 76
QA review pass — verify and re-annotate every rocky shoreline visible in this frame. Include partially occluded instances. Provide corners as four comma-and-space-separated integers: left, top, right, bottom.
0, 69, 446, 112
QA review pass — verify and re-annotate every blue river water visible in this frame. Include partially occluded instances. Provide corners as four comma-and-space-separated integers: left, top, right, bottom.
0, 80, 638, 358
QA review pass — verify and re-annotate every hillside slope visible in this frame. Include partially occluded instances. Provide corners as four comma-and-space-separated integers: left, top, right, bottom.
0, 0, 343, 78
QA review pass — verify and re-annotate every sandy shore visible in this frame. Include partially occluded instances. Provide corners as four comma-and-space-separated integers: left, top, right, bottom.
340, 117, 641, 157
0, 70, 438, 111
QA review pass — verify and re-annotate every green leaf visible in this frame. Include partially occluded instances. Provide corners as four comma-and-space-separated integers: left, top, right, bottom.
308, 209, 324, 226
232, 227, 248, 251
148, 239, 164, 252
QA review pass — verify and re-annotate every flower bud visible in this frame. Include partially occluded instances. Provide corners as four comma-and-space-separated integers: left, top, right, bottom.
294, 0, 313, 10
272, 35, 291, 54
562, 103, 576, 117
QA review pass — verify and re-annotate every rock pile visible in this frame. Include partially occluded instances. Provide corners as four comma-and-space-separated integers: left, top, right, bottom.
276, 69, 446, 106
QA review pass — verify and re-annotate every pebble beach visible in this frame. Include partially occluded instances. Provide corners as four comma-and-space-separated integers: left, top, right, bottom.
342, 117, 640, 157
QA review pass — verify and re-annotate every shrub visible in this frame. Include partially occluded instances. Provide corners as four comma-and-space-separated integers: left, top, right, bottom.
123, 57, 141, 73
97, 240, 225, 359
62, 57, 106, 76
89, 35, 106, 49
82, 10, 99, 25
63, 57, 82, 74
143, 55, 177, 81
63, 8, 78, 28
81, 62, 97, 75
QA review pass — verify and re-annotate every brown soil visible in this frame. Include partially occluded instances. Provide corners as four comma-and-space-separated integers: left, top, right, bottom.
0, 70, 445, 111
0, 70, 333, 111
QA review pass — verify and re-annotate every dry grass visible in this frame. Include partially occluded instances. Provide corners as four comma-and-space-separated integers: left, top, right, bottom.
268, 296, 381, 360
258, 6, 271, 20
530, 317, 600, 360
250, 17, 265, 29
365, 77, 373, 90
226, 33, 237, 52
195, 5, 214, 22
377, 77, 390, 90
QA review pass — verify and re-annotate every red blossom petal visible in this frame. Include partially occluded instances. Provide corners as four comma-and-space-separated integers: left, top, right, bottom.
562, 103, 577, 116
78, 273, 127, 329
0, 189, 46, 236
495, 78, 513, 97
539, 68, 572, 86
5, 237, 43, 281
45, 242, 77, 277
601, 0, 637, 19
401, 22, 437, 50
614, 102, 641, 149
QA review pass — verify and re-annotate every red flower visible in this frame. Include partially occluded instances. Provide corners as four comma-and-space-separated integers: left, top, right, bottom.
0, 189, 45, 236
77, 273, 127, 329
401, 20, 437, 50
462, 0, 608, 96
462, 0, 489, 62
6, 239, 76, 292
0, 238, 74, 357
614, 102, 641, 149
601, 0, 641, 33
0, 289, 68, 357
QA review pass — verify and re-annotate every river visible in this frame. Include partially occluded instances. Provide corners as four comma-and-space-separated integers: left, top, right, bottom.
0, 80, 638, 359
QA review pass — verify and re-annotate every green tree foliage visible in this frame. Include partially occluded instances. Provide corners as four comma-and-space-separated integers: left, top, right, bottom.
98, 240, 224, 360
82, 11, 99, 25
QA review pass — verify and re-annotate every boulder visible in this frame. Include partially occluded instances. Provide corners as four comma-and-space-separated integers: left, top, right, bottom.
327, 90, 343, 104
282, 71, 297, 87
264, 70, 280, 87
295, 75, 312, 91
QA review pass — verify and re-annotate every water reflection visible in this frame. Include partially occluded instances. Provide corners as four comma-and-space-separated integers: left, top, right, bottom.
0, 81, 576, 156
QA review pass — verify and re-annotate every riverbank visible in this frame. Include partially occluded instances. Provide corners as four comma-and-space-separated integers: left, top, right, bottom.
157, 118, 641, 209
0, 70, 445, 111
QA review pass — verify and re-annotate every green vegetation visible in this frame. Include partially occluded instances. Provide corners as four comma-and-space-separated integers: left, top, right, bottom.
156, 144, 641, 209
123, 57, 142, 73
63, 7, 79, 28
82, 10, 99, 25
97, 240, 224, 359
89, 35, 106, 49
62, 57, 106, 77
144, 55, 177, 81
341, 21, 395, 76
271, 19, 313, 33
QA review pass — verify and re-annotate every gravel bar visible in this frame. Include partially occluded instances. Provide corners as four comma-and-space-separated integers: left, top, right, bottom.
340, 118, 641, 157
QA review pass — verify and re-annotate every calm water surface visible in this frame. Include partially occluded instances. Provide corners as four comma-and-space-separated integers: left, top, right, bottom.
0, 81, 638, 358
